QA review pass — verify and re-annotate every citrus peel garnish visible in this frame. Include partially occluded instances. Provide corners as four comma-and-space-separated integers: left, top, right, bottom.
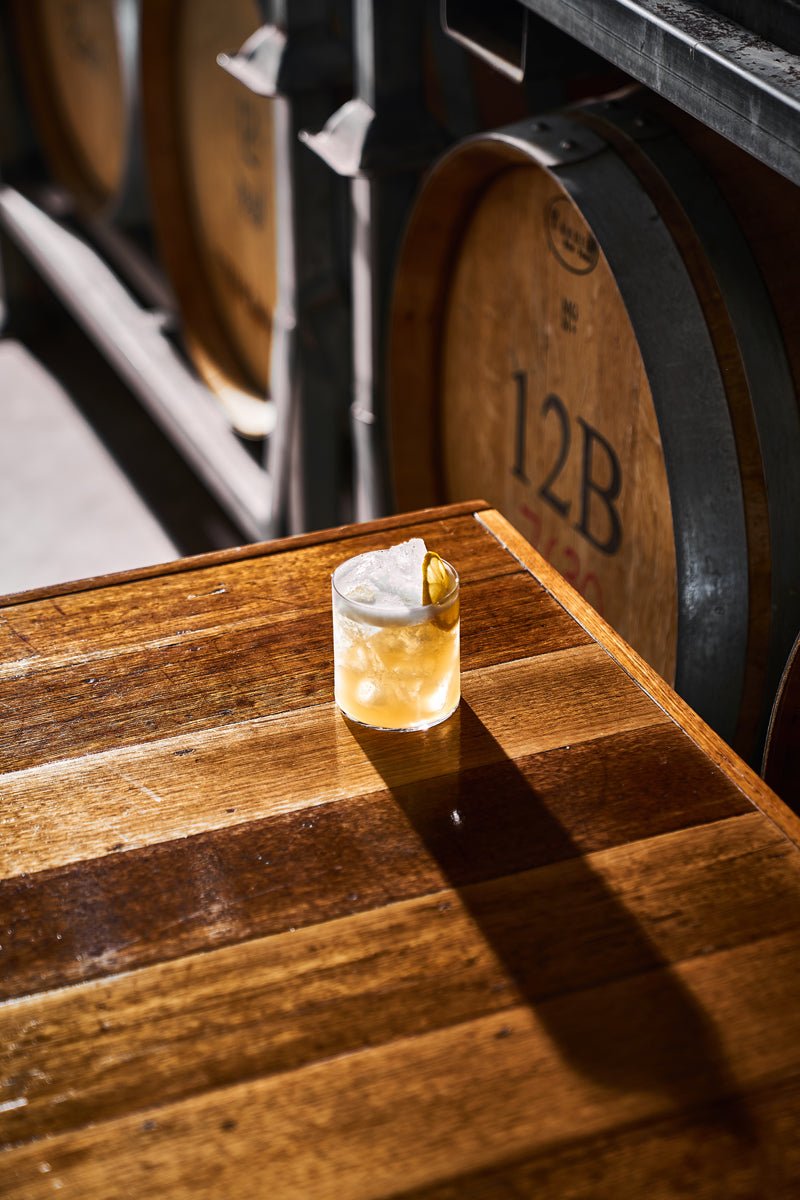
422, 550, 451, 606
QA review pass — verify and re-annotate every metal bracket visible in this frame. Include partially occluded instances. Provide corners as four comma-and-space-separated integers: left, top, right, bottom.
217, 22, 349, 98
300, 96, 447, 177
301, 0, 455, 521
515, 0, 800, 185
299, 97, 374, 177
217, 7, 354, 535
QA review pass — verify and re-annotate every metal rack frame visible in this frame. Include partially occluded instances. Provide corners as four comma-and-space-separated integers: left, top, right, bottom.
0, 0, 353, 543
0, 184, 271, 542
516, 0, 800, 183
219, 0, 353, 536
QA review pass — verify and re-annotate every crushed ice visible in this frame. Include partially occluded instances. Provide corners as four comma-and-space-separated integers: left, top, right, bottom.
337, 538, 427, 607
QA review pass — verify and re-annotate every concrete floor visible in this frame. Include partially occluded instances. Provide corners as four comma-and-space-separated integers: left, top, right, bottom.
1, 336, 178, 594
0, 313, 244, 598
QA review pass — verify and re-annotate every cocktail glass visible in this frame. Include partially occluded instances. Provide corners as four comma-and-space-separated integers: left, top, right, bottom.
331, 544, 460, 731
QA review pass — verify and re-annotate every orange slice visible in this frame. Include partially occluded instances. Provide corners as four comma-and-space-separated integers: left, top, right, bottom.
422, 550, 451, 605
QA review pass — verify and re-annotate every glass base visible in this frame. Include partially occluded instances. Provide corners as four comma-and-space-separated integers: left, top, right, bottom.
335, 697, 460, 733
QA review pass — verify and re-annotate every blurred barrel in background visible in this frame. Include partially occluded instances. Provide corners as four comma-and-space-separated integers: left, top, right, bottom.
388, 92, 800, 761
140, 0, 278, 438
7, 0, 146, 225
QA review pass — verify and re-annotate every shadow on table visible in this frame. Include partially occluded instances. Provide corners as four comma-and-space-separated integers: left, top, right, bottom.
345, 699, 756, 1145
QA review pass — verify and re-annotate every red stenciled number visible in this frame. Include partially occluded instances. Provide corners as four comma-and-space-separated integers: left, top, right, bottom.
518, 502, 541, 545
561, 545, 581, 584
519, 502, 605, 617
542, 534, 558, 561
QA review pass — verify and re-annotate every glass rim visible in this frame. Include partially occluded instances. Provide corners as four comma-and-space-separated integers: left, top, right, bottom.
331, 553, 459, 619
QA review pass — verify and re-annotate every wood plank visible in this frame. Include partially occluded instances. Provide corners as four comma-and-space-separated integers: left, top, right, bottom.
0, 502, 490, 609
478, 508, 800, 848
0, 643, 668, 880
0, 719, 747, 1001
0, 512, 510, 675
0, 562, 584, 773
2, 931, 800, 1198
395, 1078, 800, 1198
1, 502, 798, 1199
1, 812, 796, 1147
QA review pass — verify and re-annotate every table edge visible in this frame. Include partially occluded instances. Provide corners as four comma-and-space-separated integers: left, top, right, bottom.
477, 508, 800, 850
0, 501, 491, 608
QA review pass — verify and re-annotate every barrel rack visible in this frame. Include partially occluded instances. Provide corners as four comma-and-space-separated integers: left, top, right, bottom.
0, 0, 798, 544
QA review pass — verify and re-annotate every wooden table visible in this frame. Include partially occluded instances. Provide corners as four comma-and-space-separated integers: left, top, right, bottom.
2, 501, 799, 1198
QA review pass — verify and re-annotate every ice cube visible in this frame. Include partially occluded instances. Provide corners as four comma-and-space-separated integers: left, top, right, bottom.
422, 677, 448, 712
338, 538, 427, 607
356, 678, 380, 705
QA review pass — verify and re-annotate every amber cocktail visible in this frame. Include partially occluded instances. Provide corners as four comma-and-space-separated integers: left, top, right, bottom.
331, 539, 460, 731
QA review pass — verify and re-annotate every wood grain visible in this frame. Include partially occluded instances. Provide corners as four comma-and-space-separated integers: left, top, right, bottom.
3, 930, 800, 1197
0, 719, 748, 1002
396, 1079, 800, 1198
0, 513, 519, 673
0, 641, 662, 877
1, 504, 798, 1198
0, 566, 589, 774
440, 163, 678, 682
2, 812, 795, 1147
477, 508, 800, 849
0, 503, 491, 608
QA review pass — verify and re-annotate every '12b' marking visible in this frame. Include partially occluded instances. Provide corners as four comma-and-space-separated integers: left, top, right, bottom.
512, 374, 623, 555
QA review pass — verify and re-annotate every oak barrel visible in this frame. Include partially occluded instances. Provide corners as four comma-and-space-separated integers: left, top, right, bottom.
8, 0, 145, 224
388, 94, 800, 760
140, 0, 278, 437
